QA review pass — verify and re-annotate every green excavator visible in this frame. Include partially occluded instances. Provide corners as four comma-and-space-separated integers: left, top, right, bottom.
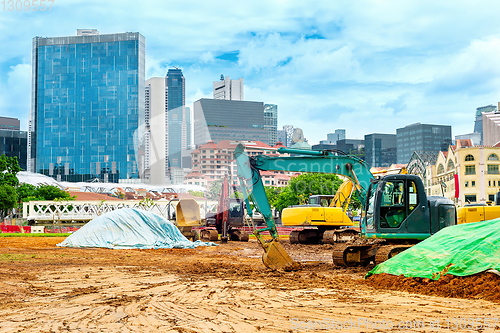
234, 143, 456, 270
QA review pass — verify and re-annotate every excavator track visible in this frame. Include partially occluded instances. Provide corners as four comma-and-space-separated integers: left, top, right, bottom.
200, 229, 219, 241
332, 238, 385, 266
289, 229, 323, 244
229, 229, 250, 242
374, 244, 413, 265
289, 231, 300, 244
323, 229, 358, 244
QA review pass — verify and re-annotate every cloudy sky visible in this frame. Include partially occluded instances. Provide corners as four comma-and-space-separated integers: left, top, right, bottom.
1, 0, 500, 144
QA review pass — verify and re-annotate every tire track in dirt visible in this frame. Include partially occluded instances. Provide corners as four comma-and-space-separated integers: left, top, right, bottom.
0, 266, 498, 332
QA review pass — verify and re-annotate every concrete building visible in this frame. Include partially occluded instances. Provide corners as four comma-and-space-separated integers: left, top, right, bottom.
213, 75, 244, 101
423, 140, 500, 205
364, 133, 397, 168
277, 129, 287, 147
187, 140, 292, 187
319, 129, 346, 145
0, 116, 20, 130
144, 78, 166, 184
396, 123, 452, 164
0, 117, 27, 170
193, 99, 267, 146
30, 30, 145, 182
482, 110, 500, 146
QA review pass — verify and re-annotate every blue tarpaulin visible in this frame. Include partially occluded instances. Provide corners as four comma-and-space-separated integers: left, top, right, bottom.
57, 208, 217, 249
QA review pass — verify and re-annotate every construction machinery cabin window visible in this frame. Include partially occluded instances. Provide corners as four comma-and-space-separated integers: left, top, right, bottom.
380, 180, 405, 228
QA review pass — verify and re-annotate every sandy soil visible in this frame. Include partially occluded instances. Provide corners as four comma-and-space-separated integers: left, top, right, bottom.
0, 237, 498, 332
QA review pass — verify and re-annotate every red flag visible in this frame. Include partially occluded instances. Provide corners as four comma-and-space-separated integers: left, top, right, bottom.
454, 174, 459, 198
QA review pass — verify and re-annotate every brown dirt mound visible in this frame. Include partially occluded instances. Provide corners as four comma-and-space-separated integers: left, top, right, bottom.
366, 272, 500, 303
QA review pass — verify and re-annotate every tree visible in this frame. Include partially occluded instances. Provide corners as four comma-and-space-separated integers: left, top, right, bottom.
0, 185, 18, 220
205, 179, 224, 200
34, 185, 73, 201
0, 155, 20, 187
0, 155, 21, 219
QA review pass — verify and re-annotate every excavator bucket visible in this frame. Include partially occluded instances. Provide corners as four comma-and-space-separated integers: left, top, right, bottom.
262, 239, 301, 271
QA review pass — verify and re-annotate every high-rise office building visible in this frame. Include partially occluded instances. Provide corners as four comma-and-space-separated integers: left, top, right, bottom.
364, 133, 397, 168
165, 68, 191, 173
0, 116, 27, 170
144, 77, 166, 184
264, 104, 278, 146
193, 99, 266, 145
30, 30, 145, 182
213, 75, 244, 101
474, 104, 496, 145
396, 123, 452, 164
282, 125, 295, 147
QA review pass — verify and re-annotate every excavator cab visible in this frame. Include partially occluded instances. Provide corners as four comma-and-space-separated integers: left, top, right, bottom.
363, 174, 455, 238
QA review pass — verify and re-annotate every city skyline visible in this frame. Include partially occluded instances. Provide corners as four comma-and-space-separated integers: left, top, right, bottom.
2, 1, 500, 144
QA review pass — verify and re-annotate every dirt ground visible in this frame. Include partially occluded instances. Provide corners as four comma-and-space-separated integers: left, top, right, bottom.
0, 237, 498, 332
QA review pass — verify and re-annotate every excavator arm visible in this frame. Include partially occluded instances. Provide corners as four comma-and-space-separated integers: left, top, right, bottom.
234, 143, 373, 270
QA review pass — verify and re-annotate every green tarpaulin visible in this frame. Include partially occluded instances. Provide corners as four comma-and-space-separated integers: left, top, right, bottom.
366, 218, 500, 280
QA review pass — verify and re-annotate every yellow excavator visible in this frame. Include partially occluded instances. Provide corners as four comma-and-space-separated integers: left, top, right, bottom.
457, 191, 500, 224
282, 179, 359, 244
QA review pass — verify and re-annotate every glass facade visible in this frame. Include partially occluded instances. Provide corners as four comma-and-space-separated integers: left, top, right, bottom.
31, 32, 145, 182
396, 124, 452, 164
364, 133, 397, 168
193, 99, 267, 146
0, 130, 28, 170
264, 104, 278, 146
166, 69, 190, 170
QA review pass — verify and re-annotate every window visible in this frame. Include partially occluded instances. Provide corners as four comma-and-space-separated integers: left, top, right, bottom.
465, 165, 475, 175
465, 181, 469, 187
380, 180, 406, 228
437, 164, 444, 174
465, 154, 475, 162
489, 194, 495, 202
464, 195, 477, 203
488, 154, 499, 161
447, 159, 455, 171
472, 181, 476, 187
488, 165, 499, 174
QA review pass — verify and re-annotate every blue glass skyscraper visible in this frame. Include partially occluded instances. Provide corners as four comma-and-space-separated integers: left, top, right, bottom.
30, 30, 145, 182
165, 68, 190, 172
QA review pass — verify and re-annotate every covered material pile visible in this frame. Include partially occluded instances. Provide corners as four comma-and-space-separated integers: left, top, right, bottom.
57, 208, 216, 249
367, 218, 500, 280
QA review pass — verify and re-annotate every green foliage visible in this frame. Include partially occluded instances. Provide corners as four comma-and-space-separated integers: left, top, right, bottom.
206, 178, 224, 200
0, 155, 21, 187
0, 155, 21, 219
0, 185, 18, 219
16, 183, 39, 201
138, 197, 154, 208
188, 190, 204, 198
35, 185, 74, 201
271, 187, 299, 212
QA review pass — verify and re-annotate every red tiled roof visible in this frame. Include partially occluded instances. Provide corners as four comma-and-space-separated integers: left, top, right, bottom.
69, 191, 123, 201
